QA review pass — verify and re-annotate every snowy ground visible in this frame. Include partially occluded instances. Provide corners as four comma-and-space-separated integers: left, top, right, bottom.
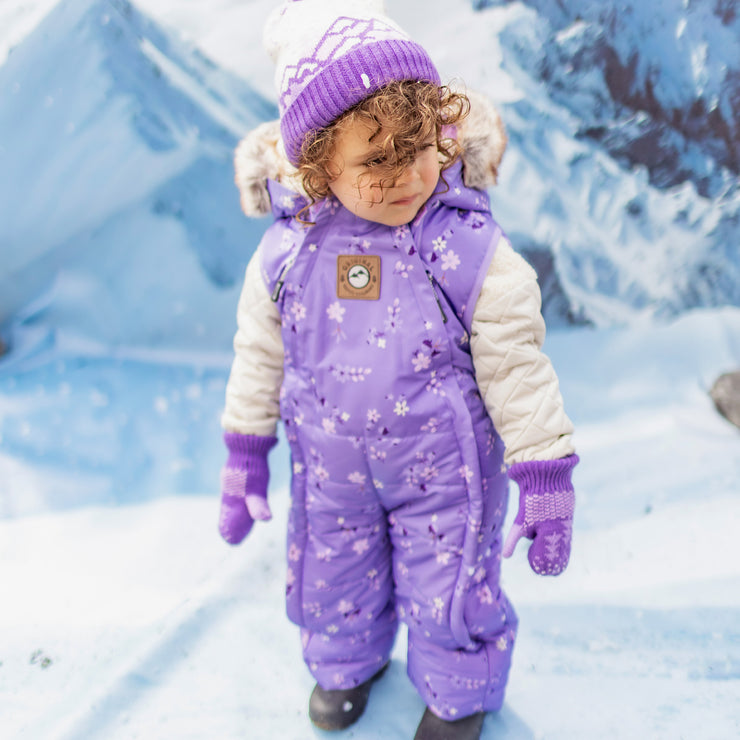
2, 1, 739, 739
2, 307, 739, 740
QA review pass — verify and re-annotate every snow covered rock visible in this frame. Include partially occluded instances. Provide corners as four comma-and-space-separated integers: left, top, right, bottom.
463, 0, 740, 326
0, 0, 275, 349
710, 371, 740, 430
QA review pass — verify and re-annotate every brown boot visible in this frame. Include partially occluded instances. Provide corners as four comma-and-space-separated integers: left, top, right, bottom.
413, 707, 485, 740
308, 664, 388, 731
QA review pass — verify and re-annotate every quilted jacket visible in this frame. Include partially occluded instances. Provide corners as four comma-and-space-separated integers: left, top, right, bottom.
222, 92, 575, 466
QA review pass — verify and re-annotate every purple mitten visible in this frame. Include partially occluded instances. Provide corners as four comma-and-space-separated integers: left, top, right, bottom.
503, 455, 578, 576
219, 432, 277, 545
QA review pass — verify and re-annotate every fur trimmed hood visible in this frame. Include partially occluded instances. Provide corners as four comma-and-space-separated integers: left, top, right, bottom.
234, 89, 507, 218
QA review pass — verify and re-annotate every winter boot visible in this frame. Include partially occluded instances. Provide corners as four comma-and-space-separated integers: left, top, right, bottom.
413, 707, 486, 740
308, 664, 388, 731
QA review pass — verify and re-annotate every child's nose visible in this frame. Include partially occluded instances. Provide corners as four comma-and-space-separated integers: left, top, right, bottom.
396, 161, 420, 185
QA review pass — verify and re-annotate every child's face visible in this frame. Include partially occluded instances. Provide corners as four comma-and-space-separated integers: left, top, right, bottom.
326, 119, 441, 227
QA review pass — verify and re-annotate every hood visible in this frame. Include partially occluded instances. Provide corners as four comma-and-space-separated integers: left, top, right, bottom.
234, 89, 507, 218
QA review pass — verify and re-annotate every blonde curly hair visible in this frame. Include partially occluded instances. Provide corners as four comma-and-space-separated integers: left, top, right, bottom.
297, 80, 470, 212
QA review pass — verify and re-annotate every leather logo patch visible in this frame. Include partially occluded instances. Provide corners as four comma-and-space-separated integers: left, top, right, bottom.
337, 255, 381, 300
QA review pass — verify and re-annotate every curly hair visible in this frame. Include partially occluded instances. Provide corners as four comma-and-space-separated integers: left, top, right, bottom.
297, 80, 470, 214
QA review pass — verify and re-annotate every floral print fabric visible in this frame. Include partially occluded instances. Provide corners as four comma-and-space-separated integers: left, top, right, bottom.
260, 161, 517, 719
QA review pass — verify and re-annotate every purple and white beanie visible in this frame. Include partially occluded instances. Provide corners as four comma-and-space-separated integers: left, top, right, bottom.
264, 0, 441, 165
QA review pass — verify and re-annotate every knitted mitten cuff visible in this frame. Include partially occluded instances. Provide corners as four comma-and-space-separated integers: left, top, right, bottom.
222, 432, 278, 500
507, 454, 579, 527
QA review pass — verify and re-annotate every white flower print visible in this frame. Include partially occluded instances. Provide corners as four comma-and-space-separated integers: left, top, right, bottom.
280, 194, 297, 210
353, 538, 370, 555
426, 371, 446, 397
394, 399, 410, 417
432, 236, 447, 252
314, 463, 330, 481
279, 232, 293, 255
316, 548, 335, 562
291, 301, 306, 321
394, 260, 414, 278
349, 236, 371, 253
496, 636, 508, 652
367, 409, 380, 423
348, 471, 366, 485
412, 350, 431, 373
305, 602, 323, 618
405, 452, 439, 488
421, 417, 441, 433
370, 446, 386, 461
327, 301, 346, 323
322, 418, 336, 434
441, 249, 460, 271
366, 568, 381, 591
421, 464, 438, 480
367, 328, 386, 348
288, 544, 302, 562
477, 584, 494, 605
459, 465, 474, 483
331, 365, 372, 383
384, 299, 402, 333
338, 599, 354, 614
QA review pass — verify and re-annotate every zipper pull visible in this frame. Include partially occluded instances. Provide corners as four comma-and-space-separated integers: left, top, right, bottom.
426, 270, 448, 324
271, 277, 285, 303
271, 260, 293, 302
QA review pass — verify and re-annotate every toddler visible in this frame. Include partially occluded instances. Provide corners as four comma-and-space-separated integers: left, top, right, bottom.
218, 2, 577, 738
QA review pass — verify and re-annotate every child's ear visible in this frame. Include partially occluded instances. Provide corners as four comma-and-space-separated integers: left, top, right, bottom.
458, 89, 508, 189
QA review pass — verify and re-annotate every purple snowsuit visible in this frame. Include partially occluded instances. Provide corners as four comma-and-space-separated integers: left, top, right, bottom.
261, 161, 517, 719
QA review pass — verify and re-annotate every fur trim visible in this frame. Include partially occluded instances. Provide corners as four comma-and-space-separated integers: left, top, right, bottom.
234, 89, 507, 218
458, 89, 507, 190
233, 121, 304, 217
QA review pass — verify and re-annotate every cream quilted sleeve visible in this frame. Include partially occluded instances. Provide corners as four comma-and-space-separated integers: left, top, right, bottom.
221, 252, 284, 436
470, 238, 575, 465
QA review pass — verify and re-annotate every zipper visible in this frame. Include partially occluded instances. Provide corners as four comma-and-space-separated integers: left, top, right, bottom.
271, 257, 296, 302
271, 270, 286, 302
426, 270, 448, 324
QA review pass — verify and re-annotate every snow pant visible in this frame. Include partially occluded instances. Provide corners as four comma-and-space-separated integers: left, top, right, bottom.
283, 423, 518, 720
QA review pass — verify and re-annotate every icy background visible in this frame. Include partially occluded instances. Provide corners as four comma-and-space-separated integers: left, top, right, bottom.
1, 1, 739, 738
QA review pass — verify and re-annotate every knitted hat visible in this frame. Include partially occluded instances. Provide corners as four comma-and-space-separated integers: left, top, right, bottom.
264, 0, 441, 165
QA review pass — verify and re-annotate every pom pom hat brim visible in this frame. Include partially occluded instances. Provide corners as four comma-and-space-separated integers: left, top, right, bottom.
264, 0, 441, 166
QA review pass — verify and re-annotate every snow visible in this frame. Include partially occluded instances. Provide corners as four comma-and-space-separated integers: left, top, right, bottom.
3, 308, 740, 739
1, 1, 739, 738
